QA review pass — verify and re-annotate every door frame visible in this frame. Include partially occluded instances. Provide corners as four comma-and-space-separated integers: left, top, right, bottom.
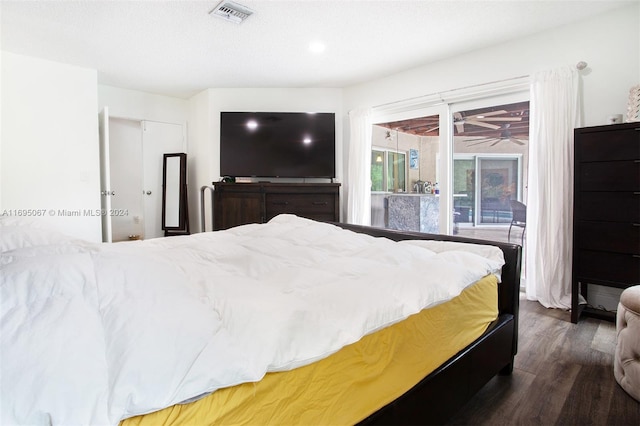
98, 109, 187, 242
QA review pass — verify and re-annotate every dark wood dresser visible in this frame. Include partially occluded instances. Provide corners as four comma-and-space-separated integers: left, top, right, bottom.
212, 182, 340, 230
572, 122, 640, 323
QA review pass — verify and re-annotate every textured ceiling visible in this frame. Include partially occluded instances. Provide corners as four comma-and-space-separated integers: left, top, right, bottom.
0, 1, 633, 99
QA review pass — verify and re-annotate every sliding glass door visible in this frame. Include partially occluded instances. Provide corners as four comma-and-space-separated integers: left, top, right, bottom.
451, 98, 529, 242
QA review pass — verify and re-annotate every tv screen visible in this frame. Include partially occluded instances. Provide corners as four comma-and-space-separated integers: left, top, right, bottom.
220, 112, 336, 178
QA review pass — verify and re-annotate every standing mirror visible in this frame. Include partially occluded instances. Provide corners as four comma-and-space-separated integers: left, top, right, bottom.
162, 153, 189, 236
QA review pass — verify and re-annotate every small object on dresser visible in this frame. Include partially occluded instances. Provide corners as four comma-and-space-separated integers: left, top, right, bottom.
626, 84, 640, 122
128, 234, 141, 241
607, 114, 623, 124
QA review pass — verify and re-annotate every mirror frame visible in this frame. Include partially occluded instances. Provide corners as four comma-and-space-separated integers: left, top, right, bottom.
162, 153, 189, 235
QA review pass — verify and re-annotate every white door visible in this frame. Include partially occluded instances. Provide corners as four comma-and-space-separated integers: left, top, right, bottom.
109, 118, 144, 242
98, 107, 113, 243
141, 121, 185, 239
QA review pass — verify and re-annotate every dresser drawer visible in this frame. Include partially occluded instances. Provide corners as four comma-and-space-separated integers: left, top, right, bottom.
575, 249, 640, 285
577, 192, 640, 223
266, 193, 336, 215
579, 160, 640, 191
576, 126, 640, 162
576, 221, 640, 254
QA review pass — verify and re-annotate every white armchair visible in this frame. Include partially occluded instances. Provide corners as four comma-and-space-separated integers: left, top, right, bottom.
615, 285, 640, 401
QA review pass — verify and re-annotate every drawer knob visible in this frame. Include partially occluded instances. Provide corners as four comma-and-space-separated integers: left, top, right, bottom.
272, 201, 289, 206
312, 201, 328, 206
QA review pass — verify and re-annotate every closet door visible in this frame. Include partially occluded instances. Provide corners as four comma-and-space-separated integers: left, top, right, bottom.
141, 121, 185, 239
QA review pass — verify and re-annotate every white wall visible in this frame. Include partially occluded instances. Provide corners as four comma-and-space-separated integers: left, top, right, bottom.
1, 52, 101, 241
187, 87, 344, 232
187, 89, 214, 232
343, 4, 639, 127
98, 85, 189, 124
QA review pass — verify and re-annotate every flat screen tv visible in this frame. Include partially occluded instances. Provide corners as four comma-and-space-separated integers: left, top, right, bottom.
220, 112, 336, 179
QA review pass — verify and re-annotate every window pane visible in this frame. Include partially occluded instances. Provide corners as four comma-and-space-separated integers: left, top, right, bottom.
479, 158, 518, 224
386, 151, 406, 192
371, 150, 384, 191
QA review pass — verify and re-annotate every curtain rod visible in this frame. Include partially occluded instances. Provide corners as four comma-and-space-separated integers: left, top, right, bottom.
372, 75, 529, 110
372, 61, 587, 111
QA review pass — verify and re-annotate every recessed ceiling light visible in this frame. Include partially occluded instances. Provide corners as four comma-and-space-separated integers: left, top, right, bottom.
309, 41, 326, 54
246, 120, 258, 130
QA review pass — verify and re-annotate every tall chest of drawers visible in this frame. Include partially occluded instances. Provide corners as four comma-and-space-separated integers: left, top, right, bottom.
571, 123, 640, 323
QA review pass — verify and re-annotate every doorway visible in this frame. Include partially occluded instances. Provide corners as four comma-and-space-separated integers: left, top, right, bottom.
99, 109, 185, 242
452, 100, 529, 243
370, 113, 443, 231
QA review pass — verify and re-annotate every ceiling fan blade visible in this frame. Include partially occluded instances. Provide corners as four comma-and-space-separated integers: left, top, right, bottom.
468, 138, 497, 146
477, 117, 522, 122
511, 138, 526, 145
490, 139, 503, 146
471, 110, 507, 118
464, 120, 501, 130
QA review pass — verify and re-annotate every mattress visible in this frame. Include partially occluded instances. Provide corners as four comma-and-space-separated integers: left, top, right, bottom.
123, 274, 499, 426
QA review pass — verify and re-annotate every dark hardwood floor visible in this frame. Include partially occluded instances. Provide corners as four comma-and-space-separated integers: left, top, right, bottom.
447, 294, 640, 426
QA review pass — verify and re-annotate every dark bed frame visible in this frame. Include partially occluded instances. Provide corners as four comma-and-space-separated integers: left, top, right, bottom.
335, 223, 522, 425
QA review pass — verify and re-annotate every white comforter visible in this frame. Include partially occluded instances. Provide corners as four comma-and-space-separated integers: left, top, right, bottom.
0, 214, 504, 425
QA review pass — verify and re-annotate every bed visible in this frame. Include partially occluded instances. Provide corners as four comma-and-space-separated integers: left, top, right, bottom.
0, 214, 521, 425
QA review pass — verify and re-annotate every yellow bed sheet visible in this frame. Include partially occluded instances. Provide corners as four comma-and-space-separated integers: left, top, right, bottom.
123, 275, 499, 426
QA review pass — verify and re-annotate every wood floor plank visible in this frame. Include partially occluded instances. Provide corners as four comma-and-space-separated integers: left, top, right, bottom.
607, 385, 640, 426
512, 360, 582, 425
557, 349, 615, 425
592, 321, 616, 353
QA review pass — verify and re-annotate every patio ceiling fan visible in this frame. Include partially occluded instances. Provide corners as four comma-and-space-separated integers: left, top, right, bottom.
465, 124, 528, 146
453, 110, 522, 133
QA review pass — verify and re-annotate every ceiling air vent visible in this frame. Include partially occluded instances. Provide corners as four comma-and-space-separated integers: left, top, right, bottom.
210, 1, 254, 24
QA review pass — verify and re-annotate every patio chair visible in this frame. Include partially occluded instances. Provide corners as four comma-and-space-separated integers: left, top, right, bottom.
508, 200, 526, 245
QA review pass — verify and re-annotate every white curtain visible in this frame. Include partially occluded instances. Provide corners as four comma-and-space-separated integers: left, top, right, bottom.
525, 66, 581, 309
347, 108, 372, 225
